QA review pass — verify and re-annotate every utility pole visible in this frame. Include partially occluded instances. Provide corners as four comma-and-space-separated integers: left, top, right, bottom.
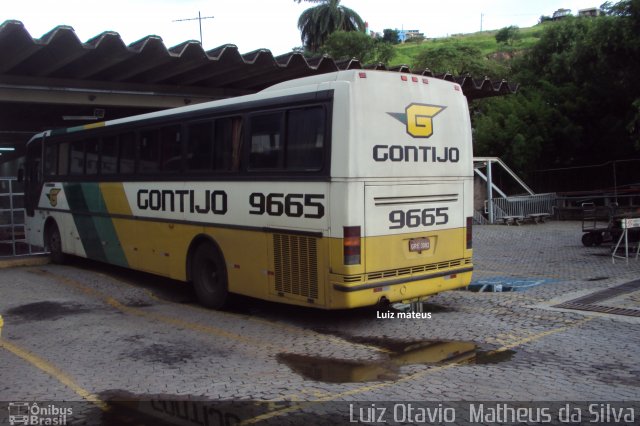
173, 11, 214, 45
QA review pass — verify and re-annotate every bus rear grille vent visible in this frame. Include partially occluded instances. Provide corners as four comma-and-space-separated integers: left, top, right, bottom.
367, 258, 467, 281
273, 234, 319, 299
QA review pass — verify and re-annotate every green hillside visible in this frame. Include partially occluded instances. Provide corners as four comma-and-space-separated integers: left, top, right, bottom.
388, 24, 549, 68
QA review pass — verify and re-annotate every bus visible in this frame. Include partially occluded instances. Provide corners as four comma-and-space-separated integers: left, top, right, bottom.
23, 70, 474, 310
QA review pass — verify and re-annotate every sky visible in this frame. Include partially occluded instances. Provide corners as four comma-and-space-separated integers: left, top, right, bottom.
3, 0, 605, 56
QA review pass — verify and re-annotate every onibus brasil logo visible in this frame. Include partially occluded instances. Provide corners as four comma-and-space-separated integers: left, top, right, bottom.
388, 103, 446, 138
7, 402, 72, 425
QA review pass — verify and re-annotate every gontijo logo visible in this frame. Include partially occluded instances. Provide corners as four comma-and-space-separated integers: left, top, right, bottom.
46, 188, 61, 207
389, 103, 446, 138
376, 104, 458, 163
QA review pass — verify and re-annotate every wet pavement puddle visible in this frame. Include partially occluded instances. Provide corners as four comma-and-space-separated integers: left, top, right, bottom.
586, 276, 609, 281
278, 339, 512, 383
5, 301, 92, 322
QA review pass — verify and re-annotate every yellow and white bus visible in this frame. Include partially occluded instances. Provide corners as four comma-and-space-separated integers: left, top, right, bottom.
23, 70, 473, 310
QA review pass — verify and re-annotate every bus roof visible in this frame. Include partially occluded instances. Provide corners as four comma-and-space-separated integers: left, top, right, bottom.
27, 70, 459, 144
28, 70, 354, 143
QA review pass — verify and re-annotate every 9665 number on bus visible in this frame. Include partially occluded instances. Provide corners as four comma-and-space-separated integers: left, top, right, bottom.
389, 207, 449, 229
249, 193, 325, 218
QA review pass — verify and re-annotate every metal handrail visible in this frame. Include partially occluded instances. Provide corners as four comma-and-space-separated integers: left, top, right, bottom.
0, 177, 45, 257
489, 193, 558, 221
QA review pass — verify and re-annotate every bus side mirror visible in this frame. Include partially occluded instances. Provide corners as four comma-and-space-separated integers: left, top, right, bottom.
17, 167, 24, 182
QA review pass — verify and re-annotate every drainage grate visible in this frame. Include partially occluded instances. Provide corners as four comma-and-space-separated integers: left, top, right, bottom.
553, 279, 640, 317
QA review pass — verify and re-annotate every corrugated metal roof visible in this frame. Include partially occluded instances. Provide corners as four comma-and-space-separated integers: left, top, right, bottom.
0, 20, 517, 100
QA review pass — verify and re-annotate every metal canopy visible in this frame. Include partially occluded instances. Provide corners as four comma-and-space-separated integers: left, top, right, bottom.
0, 19, 518, 168
0, 20, 518, 100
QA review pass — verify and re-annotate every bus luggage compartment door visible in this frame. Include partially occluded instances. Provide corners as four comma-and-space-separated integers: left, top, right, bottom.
363, 182, 465, 273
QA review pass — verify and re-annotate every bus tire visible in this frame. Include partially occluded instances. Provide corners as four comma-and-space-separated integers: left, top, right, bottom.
191, 241, 228, 309
45, 221, 66, 264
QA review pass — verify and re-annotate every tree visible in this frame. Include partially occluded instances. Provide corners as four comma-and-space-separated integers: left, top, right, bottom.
322, 31, 374, 62
382, 29, 400, 44
472, 89, 582, 179
296, 0, 365, 52
322, 31, 395, 64
495, 25, 519, 45
473, 1, 640, 178
374, 40, 396, 63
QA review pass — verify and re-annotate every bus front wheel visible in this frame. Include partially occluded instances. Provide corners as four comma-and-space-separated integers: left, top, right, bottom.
192, 241, 228, 309
45, 221, 66, 264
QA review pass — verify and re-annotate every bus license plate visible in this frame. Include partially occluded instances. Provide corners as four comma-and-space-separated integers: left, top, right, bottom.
409, 238, 430, 252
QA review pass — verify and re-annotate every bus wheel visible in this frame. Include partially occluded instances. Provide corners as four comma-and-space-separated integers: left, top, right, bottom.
45, 221, 66, 264
192, 241, 228, 309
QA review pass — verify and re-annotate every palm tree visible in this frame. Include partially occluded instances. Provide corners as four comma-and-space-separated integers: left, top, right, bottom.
296, 0, 365, 52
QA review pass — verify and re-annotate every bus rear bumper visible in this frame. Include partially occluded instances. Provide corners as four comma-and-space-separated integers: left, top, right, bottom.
329, 265, 473, 309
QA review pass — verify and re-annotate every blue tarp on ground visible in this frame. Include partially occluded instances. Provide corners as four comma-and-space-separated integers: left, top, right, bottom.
468, 276, 560, 292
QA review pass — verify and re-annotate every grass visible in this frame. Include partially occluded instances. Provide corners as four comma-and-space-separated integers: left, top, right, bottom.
387, 23, 550, 68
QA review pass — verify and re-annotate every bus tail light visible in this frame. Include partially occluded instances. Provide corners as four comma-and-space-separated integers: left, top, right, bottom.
344, 226, 361, 265
466, 217, 473, 249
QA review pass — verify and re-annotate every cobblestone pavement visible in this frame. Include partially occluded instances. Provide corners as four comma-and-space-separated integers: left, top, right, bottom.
0, 221, 639, 425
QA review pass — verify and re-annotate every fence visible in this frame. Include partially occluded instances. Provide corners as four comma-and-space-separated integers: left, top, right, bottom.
487, 193, 558, 222
0, 177, 44, 257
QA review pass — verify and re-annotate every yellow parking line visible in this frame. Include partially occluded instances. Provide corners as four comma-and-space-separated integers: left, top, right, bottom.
240, 316, 595, 425
0, 337, 108, 411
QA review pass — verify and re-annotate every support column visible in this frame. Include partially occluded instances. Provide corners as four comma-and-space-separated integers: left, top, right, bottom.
486, 160, 494, 224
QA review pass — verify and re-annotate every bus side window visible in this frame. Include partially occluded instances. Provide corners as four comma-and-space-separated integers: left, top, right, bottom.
160, 125, 182, 172
101, 135, 118, 175
287, 107, 325, 171
119, 132, 136, 175
44, 143, 58, 177
139, 129, 160, 174
249, 112, 283, 170
70, 140, 85, 175
214, 116, 242, 172
85, 138, 99, 175
232, 117, 243, 171
58, 142, 70, 175
188, 121, 213, 171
